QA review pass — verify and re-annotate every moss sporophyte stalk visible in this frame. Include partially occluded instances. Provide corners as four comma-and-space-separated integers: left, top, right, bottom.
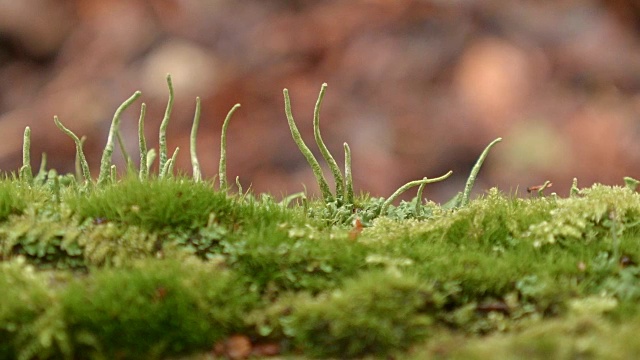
4, 74, 640, 359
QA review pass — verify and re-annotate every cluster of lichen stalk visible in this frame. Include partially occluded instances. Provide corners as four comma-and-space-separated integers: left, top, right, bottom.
17, 74, 503, 215
18, 75, 240, 193
283, 83, 502, 215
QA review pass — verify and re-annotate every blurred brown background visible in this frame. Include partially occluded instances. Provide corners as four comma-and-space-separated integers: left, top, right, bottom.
1, 0, 639, 202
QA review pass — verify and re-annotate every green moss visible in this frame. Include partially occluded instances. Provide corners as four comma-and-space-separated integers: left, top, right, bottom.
66, 176, 235, 232
62, 258, 258, 359
0, 258, 63, 360
4, 78, 640, 359
284, 271, 433, 358
0, 179, 28, 222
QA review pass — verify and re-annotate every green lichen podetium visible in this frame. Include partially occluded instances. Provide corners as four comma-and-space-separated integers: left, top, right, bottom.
160, 147, 179, 179
283, 87, 334, 203
137, 103, 149, 181
313, 83, 346, 203
380, 171, 453, 217
343, 142, 354, 206
53, 116, 92, 185
190, 97, 202, 182
460, 137, 502, 207
19, 127, 33, 183
219, 103, 241, 192
158, 74, 174, 177
97, 90, 142, 186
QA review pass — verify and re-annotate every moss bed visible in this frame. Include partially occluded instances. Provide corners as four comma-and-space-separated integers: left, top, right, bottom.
2, 77, 640, 359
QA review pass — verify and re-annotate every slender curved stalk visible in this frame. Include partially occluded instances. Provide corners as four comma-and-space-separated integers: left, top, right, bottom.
146, 148, 156, 175
19, 127, 32, 182
161, 147, 179, 178
75, 136, 86, 182
344, 142, 354, 206
169, 147, 179, 176
570, 178, 579, 197
381, 171, 453, 216
116, 131, 131, 171
283, 88, 333, 202
160, 159, 173, 179
460, 137, 502, 207
536, 180, 552, 197
110, 164, 117, 184
49, 169, 59, 203
219, 104, 241, 191
34, 153, 47, 185
415, 179, 427, 217
190, 97, 202, 182
235, 176, 243, 196
138, 103, 148, 180
159, 74, 174, 173
313, 83, 344, 201
97, 90, 142, 186
54, 116, 92, 184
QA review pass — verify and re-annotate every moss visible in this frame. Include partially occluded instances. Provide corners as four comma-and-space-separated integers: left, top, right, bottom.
4, 79, 640, 358
66, 176, 236, 232
0, 179, 28, 222
284, 271, 433, 358
0, 258, 60, 359
62, 258, 259, 359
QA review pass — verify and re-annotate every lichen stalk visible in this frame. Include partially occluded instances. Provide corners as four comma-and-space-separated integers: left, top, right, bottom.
219, 104, 241, 191
97, 90, 142, 186
190, 97, 202, 182
138, 103, 148, 181
313, 83, 344, 201
146, 148, 156, 174
460, 137, 502, 207
158, 74, 174, 173
381, 171, 453, 216
344, 142, 354, 206
169, 147, 179, 176
110, 164, 117, 184
161, 147, 179, 178
20, 127, 32, 182
75, 136, 86, 182
415, 179, 427, 217
116, 131, 132, 172
283, 88, 333, 202
54, 116, 92, 184
34, 152, 47, 184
